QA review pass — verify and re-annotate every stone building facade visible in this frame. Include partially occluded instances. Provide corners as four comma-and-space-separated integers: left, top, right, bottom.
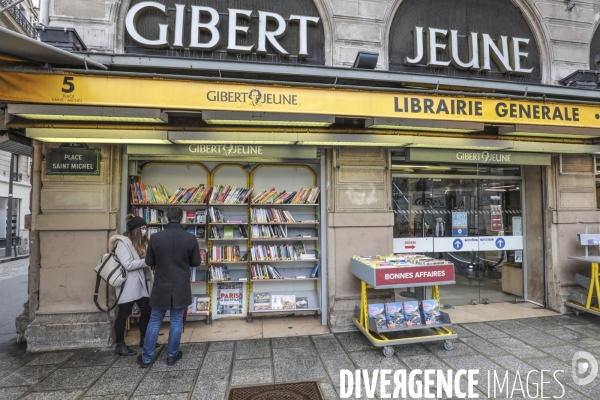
7, 0, 600, 350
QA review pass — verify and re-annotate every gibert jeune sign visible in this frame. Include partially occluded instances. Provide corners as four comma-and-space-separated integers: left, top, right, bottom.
125, 1, 319, 57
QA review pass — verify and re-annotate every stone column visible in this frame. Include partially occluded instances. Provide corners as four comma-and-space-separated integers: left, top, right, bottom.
24, 143, 122, 351
326, 148, 394, 331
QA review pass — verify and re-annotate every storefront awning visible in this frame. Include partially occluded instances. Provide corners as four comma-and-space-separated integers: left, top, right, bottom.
0, 27, 106, 70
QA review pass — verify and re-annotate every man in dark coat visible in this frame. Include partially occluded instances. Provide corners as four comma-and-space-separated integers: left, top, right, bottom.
137, 207, 201, 368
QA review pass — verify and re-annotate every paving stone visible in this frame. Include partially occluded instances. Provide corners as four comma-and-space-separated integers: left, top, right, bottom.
130, 394, 190, 400
198, 351, 232, 375
273, 357, 327, 382
392, 342, 430, 358
508, 327, 566, 347
565, 380, 600, 399
492, 337, 549, 358
25, 352, 75, 366
191, 373, 229, 400
0, 365, 57, 387
518, 317, 563, 331
312, 338, 347, 360
272, 346, 318, 362
150, 355, 202, 371
422, 340, 478, 358
525, 357, 572, 381
487, 319, 530, 333
492, 355, 535, 376
349, 349, 408, 371
271, 336, 312, 349
402, 354, 452, 372
82, 395, 129, 400
234, 339, 270, 360
0, 353, 37, 370
451, 325, 476, 338
459, 337, 509, 356
546, 315, 589, 326
543, 344, 587, 362
86, 367, 146, 396
19, 389, 85, 399
62, 349, 117, 367
179, 342, 208, 357
442, 355, 506, 392
207, 341, 234, 352
133, 370, 197, 395
555, 386, 593, 400
230, 358, 272, 386
0, 386, 28, 399
461, 323, 511, 339
34, 366, 106, 391
322, 356, 355, 387
565, 323, 600, 339
319, 383, 337, 399
111, 347, 163, 368
546, 329, 600, 348
335, 332, 373, 352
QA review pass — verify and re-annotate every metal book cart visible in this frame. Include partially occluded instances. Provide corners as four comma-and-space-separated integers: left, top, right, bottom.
350, 257, 458, 357
565, 232, 600, 318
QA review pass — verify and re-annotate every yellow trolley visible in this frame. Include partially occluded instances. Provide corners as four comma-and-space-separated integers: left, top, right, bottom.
566, 256, 600, 317
350, 257, 458, 357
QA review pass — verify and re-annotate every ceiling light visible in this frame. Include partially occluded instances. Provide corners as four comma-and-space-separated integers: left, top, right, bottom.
168, 130, 298, 145
173, 140, 296, 145
367, 118, 484, 133
296, 133, 409, 147
9, 105, 168, 123
498, 124, 600, 139
202, 111, 334, 127
34, 138, 171, 144
392, 165, 430, 169
352, 51, 379, 69
26, 128, 169, 144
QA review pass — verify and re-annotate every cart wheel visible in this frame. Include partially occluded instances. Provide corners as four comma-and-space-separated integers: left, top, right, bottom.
444, 340, 454, 351
246, 315, 253, 323
573, 309, 580, 316
382, 346, 395, 358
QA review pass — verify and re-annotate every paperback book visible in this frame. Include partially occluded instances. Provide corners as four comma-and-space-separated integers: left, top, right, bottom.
402, 301, 423, 327
368, 303, 387, 330
296, 296, 308, 309
271, 294, 284, 310
254, 292, 270, 311
196, 295, 210, 312
282, 295, 296, 309
384, 302, 405, 328
422, 299, 442, 325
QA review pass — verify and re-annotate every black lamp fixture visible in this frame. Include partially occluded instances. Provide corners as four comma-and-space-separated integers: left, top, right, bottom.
352, 51, 379, 69
558, 70, 599, 89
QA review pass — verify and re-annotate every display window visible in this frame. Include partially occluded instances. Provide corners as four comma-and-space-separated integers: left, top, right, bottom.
392, 160, 524, 306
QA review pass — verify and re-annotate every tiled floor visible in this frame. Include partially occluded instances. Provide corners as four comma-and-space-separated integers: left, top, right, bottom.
0, 313, 599, 399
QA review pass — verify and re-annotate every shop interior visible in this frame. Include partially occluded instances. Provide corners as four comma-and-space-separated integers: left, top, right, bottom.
391, 156, 524, 307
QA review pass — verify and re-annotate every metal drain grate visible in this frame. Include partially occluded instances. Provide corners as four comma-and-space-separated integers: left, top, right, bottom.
228, 382, 324, 400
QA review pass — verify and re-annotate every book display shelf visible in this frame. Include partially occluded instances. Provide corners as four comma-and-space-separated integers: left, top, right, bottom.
127, 162, 323, 326
350, 255, 457, 357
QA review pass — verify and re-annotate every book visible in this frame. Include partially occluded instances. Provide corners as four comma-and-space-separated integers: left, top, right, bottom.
293, 242, 306, 256
296, 296, 308, 309
254, 292, 270, 311
271, 294, 284, 310
224, 225, 234, 239
196, 295, 210, 312
186, 211, 196, 223
187, 226, 196, 235
199, 249, 207, 265
283, 295, 296, 309
368, 303, 387, 330
195, 209, 206, 223
403, 301, 422, 327
422, 300, 442, 325
385, 302, 405, 328
196, 226, 206, 240
190, 267, 196, 282
310, 264, 320, 278
188, 297, 196, 313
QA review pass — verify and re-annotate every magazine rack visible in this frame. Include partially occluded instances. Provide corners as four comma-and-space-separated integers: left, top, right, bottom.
350, 257, 458, 357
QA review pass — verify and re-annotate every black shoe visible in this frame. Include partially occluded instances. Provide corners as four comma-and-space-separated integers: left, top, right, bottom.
166, 351, 183, 367
115, 342, 137, 356
137, 354, 150, 368
139, 336, 160, 349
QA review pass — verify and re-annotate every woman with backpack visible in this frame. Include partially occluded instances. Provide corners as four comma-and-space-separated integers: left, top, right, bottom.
109, 215, 154, 356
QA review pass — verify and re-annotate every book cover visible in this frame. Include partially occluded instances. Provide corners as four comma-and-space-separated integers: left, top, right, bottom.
271, 294, 284, 310
403, 301, 423, 327
254, 292, 270, 311
421, 300, 442, 325
187, 226, 195, 235
368, 303, 387, 330
196, 295, 210, 312
293, 242, 306, 256
385, 302, 405, 328
190, 267, 196, 282
195, 210, 205, 223
310, 264, 320, 278
188, 296, 196, 313
186, 211, 196, 223
296, 296, 308, 309
282, 295, 296, 309
224, 225, 234, 239
196, 226, 205, 240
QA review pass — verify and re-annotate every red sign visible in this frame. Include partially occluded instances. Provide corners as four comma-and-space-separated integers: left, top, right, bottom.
491, 214, 503, 232
374, 265, 455, 286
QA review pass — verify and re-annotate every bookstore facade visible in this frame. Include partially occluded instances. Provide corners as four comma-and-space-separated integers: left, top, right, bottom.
2, 0, 600, 350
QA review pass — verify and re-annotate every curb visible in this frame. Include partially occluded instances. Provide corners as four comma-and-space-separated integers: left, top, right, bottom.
0, 255, 29, 264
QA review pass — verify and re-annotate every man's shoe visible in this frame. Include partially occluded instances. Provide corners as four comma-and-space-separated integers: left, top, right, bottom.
115, 342, 137, 356
137, 354, 150, 368
166, 351, 183, 367
139, 336, 160, 349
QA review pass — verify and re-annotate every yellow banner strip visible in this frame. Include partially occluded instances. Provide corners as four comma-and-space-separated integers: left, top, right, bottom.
0, 71, 599, 129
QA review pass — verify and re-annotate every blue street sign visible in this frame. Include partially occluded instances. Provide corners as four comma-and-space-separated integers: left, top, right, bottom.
452, 228, 467, 237
495, 238, 506, 249
453, 239, 464, 250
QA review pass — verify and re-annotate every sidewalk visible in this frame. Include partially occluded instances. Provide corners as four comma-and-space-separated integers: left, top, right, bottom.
0, 313, 599, 399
